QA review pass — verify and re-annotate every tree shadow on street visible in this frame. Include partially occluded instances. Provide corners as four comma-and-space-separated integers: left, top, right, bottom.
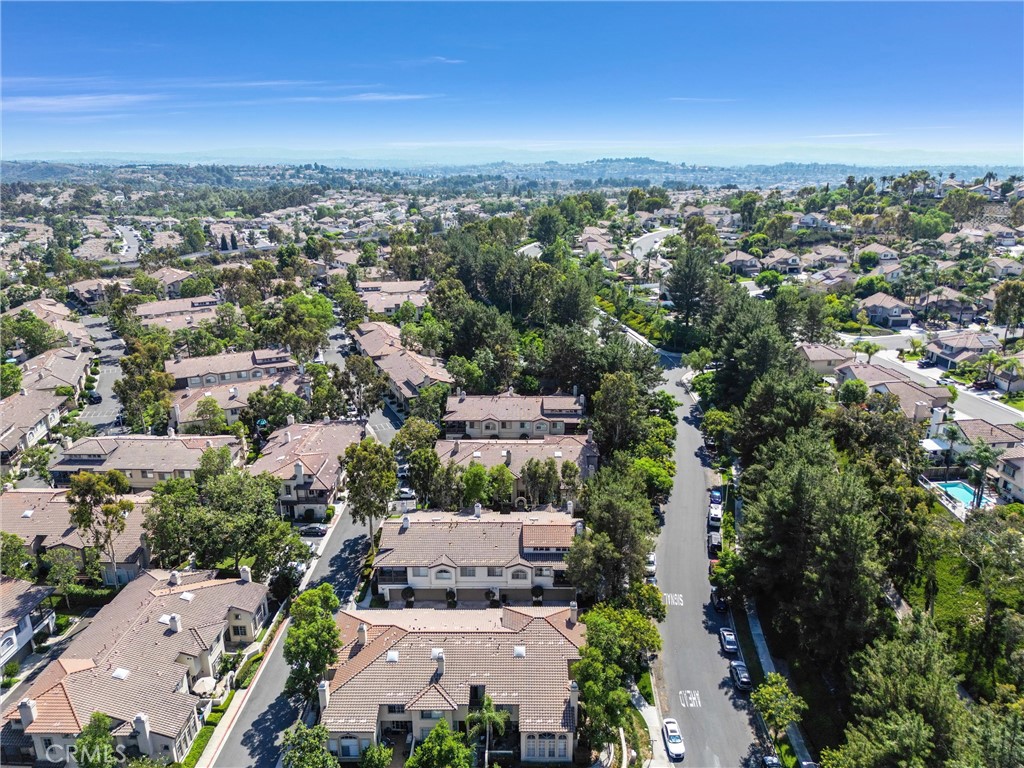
238, 692, 300, 768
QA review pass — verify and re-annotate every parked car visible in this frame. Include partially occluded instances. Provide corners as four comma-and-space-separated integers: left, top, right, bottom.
711, 586, 728, 613
719, 627, 738, 654
299, 524, 328, 537
937, 377, 954, 386
917, 359, 935, 368
710, 488, 723, 505
645, 552, 657, 576
708, 504, 723, 528
397, 487, 416, 501
661, 718, 686, 761
707, 531, 722, 556
762, 757, 782, 768
971, 379, 997, 391
86, 391, 103, 404
730, 660, 752, 691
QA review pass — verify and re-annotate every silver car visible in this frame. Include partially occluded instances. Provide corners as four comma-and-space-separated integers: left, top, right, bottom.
662, 718, 685, 760
719, 627, 738, 654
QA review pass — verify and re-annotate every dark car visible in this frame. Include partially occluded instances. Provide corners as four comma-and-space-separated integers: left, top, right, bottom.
971, 379, 997, 391
86, 392, 103, 404
711, 586, 728, 613
299, 524, 328, 537
707, 531, 722, 556
709, 488, 723, 505
917, 359, 935, 368
730, 660, 752, 691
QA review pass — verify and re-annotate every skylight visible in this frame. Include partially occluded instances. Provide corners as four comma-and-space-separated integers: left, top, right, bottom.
112, 668, 131, 680
158, 614, 171, 625
180, 592, 195, 602
386, 650, 399, 663
513, 646, 526, 658
21, 510, 33, 518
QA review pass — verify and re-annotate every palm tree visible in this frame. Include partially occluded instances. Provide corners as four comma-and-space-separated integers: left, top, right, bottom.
466, 694, 511, 767
852, 340, 883, 364
976, 351, 1004, 383
959, 438, 1003, 508
997, 356, 1024, 389
942, 424, 962, 480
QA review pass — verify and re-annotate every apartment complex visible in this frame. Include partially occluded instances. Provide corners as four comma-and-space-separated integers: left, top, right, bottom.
318, 605, 584, 762
164, 349, 298, 390
443, 391, 585, 440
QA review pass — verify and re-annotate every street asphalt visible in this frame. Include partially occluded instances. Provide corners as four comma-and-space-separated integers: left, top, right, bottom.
654, 367, 765, 767
211, 512, 371, 768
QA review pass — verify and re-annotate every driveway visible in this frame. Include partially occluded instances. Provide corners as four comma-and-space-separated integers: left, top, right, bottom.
653, 367, 765, 767
209, 512, 371, 768
78, 316, 126, 433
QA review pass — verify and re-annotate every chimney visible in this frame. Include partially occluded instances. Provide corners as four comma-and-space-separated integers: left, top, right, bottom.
453, 440, 460, 454
169, 614, 182, 633
573, 384, 578, 397
18, 699, 36, 727
507, 385, 514, 396
240, 565, 252, 583
140, 533, 151, 569
19, 388, 26, 396
505, 449, 512, 466
929, 406, 946, 437
168, 570, 181, 586
566, 500, 574, 516
286, 413, 296, 426
61, 436, 73, 450
357, 623, 368, 645
284, 431, 292, 444
167, 426, 176, 438
185, 387, 192, 397
436, 649, 445, 676
37, 370, 44, 380
474, 503, 482, 518
323, 415, 330, 424
134, 713, 152, 754
913, 400, 930, 423
587, 428, 594, 443
578, 393, 586, 409
458, 388, 465, 402
317, 680, 330, 711
229, 387, 238, 399
172, 404, 181, 425
294, 462, 303, 481
575, 521, 584, 537
569, 601, 578, 624
569, 680, 579, 711
400, 515, 410, 531
205, 439, 213, 448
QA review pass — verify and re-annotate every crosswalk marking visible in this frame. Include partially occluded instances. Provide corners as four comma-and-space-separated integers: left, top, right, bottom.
662, 593, 684, 607
678, 689, 702, 708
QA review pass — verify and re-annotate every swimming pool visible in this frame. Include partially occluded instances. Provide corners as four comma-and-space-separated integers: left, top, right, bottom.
936, 480, 992, 507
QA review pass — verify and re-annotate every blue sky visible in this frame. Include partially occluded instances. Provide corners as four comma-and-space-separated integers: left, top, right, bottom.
3, 2, 1022, 166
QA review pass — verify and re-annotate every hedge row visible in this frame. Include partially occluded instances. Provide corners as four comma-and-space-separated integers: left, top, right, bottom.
235, 652, 264, 689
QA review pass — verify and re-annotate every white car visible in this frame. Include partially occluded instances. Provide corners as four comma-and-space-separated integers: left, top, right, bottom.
645, 552, 657, 576
396, 487, 416, 501
708, 504, 723, 528
662, 718, 685, 760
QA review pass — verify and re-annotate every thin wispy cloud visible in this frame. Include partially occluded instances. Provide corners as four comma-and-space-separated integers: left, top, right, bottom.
292, 92, 440, 103
801, 132, 887, 139
668, 97, 738, 103
401, 55, 465, 66
3, 93, 162, 113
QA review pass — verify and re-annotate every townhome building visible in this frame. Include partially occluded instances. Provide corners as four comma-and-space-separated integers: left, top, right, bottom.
168, 371, 306, 430
0, 389, 66, 468
68, 278, 134, 309
434, 435, 598, 501
249, 420, 364, 520
318, 604, 584, 763
372, 508, 580, 605
1, 569, 268, 766
19, 348, 91, 395
1, 299, 91, 349
356, 280, 432, 318
374, 349, 454, 414
165, 349, 298, 389
149, 267, 196, 298
49, 435, 243, 491
1, 489, 153, 587
134, 295, 220, 332
443, 391, 585, 440
0, 578, 55, 667
856, 242, 899, 263
721, 250, 761, 276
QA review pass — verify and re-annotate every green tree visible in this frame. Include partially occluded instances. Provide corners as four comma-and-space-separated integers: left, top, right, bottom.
529, 206, 567, 247
67, 471, 134, 590
959, 437, 1004, 508
342, 439, 397, 553
19, 444, 54, 485
665, 244, 717, 330
191, 396, 228, 435
409, 382, 450, 425
488, 463, 515, 508
194, 446, 234, 490
462, 461, 491, 506
0, 531, 31, 579
939, 188, 986, 223
43, 547, 85, 609
282, 723, 335, 768
74, 712, 118, 768
179, 276, 216, 299
466, 694, 511, 767
571, 645, 631, 745
750, 672, 807, 741
1, 310, 62, 358
204, 469, 282, 570
837, 378, 869, 406
754, 269, 785, 297
251, 518, 311, 584
358, 743, 394, 768
405, 719, 471, 768
851, 340, 882, 364
338, 354, 388, 418
590, 371, 644, 455
0, 362, 22, 398
994, 279, 1024, 340
391, 417, 440, 457
581, 604, 662, 678
284, 583, 341, 701
700, 408, 736, 447
242, 385, 310, 437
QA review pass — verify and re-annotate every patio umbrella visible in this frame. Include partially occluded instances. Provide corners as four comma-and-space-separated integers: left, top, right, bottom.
193, 676, 216, 696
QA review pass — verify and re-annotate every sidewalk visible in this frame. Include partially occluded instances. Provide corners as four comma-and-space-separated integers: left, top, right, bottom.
744, 601, 815, 764
630, 684, 670, 768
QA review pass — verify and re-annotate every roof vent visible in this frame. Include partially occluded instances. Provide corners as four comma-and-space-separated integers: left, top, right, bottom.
472, 451, 481, 458
400, 515, 410, 530
180, 592, 195, 602
513, 646, 526, 658
554, 451, 563, 458
386, 650, 399, 663
112, 668, 131, 680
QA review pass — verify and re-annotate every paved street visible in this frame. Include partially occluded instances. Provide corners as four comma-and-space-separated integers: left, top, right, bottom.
654, 368, 763, 767
79, 316, 126, 433
210, 512, 371, 768
631, 227, 678, 257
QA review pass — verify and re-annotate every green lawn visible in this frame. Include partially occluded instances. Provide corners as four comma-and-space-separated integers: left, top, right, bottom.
214, 555, 255, 573
999, 393, 1024, 411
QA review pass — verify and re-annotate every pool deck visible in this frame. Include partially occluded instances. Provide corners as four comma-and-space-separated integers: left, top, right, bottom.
921, 477, 996, 521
